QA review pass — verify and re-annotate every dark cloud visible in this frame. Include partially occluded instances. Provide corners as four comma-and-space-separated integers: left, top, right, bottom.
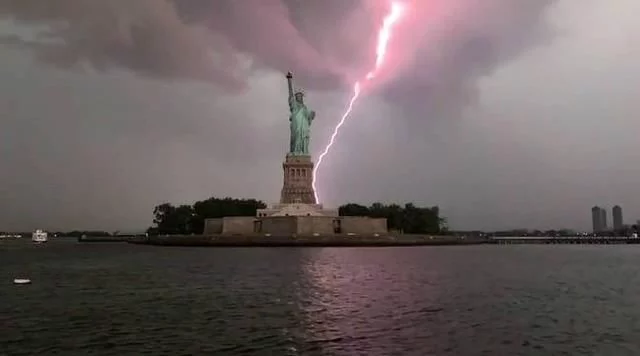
372, 0, 556, 127
0, 0, 347, 91
0, 0, 246, 90
0, 0, 553, 98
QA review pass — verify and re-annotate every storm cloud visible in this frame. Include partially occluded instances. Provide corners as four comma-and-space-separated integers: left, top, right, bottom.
0, 0, 553, 99
1, 0, 638, 231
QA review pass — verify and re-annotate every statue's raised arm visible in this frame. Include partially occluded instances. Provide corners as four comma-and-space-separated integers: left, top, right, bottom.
286, 71, 294, 97
286, 71, 295, 113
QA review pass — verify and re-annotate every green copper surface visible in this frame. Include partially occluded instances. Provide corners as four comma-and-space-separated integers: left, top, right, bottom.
286, 72, 315, 156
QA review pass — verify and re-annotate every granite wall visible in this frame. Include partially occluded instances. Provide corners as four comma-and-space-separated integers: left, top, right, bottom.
221, 217, 256, 235
203, 215, 388, 236
340, 217, 387, 234
296, 216, 336, 235
203, 218, 223, 235
259, 216, 297, 235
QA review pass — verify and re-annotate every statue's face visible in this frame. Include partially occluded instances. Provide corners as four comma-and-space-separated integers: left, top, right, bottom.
295, 93, 304, 103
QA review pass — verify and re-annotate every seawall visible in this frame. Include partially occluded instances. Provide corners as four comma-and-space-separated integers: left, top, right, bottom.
127, 234, 488, 247
77, 235, 132, 242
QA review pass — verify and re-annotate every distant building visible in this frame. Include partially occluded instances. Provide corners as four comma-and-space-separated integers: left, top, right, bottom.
592, 206, 601, 233
592, 206, 608, 233
612, 205, 623, 230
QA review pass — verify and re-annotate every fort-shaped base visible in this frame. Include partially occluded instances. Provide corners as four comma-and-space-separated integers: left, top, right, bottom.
257, 203, 338, 218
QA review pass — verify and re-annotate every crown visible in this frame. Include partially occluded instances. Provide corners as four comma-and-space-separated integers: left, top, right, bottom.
295, 90, 305, 96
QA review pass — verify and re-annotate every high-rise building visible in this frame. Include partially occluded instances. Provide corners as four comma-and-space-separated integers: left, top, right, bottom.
613, 205, 623, 230
592, 206, 609, 233
592, 206, 604, 233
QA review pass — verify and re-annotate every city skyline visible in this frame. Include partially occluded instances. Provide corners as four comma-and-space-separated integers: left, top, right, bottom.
0, 0, 639, 231
592, 205, 633, 234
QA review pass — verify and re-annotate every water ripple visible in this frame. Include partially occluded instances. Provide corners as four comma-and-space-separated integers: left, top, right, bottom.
2, 240, 640, 355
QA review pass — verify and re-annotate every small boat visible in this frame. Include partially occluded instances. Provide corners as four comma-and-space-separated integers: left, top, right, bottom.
13, 278, 31, 285
32, 229, 48, 243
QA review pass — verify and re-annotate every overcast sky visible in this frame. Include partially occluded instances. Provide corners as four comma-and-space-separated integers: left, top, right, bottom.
0, 0, 638, 232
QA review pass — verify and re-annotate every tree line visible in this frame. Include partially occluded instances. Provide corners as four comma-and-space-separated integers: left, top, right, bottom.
339, 203, 446, 234
148, 197, 446, 235
147, 197, 267, 235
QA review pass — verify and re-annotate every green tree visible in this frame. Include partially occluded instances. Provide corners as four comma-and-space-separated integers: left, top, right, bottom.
191, 197, 266, 233
148, 203, 194, 235
338, 203, 370, 216
148, 197, 266, 235
338, 202, 446, 234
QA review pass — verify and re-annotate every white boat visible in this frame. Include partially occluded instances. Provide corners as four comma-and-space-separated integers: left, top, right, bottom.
32, 229, 48, 243
13, 278, 31, 285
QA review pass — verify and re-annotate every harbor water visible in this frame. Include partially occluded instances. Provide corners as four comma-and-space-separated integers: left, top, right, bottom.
2, 239, 640, 355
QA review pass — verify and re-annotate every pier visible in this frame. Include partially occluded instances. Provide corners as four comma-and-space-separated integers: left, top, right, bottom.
489, 236, 640, 245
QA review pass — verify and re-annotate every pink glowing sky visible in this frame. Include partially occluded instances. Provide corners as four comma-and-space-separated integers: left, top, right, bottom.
0, 0, 639, 231
313, 1, 406, 203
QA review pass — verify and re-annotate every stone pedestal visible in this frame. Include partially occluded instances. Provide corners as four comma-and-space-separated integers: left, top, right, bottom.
280, 154, 316, 204
256, 154, 338, 220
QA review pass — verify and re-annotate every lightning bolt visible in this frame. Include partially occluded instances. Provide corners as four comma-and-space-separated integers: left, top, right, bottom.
312, 1, 406, 203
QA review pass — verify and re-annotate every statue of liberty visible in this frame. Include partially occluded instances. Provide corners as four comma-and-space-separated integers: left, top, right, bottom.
286, 71, 315, 156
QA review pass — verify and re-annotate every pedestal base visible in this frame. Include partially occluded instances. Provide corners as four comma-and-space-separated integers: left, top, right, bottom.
280, 154, 316, 204
257, 153, 337, 219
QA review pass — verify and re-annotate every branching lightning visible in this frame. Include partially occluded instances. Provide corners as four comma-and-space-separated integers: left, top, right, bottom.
312, 1, 406, 203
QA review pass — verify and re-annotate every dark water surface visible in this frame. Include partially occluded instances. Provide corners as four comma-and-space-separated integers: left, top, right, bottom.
2, 239, 640, 355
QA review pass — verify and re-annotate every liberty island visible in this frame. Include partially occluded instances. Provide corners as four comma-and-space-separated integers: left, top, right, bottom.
125, 72, 476, 245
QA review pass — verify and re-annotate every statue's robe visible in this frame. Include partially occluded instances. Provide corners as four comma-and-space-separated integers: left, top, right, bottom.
289, 96, 315, 155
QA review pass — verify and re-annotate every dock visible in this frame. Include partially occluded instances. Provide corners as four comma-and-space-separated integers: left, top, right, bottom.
489, 236, 640, 244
